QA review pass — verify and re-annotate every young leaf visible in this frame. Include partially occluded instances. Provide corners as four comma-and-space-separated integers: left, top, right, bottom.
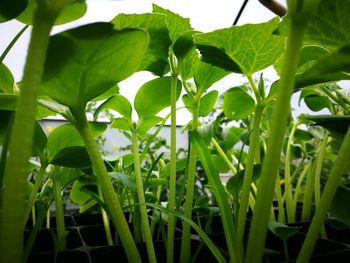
194, 18, 285, 75
223, 87, 255, 120
215, 126, 243, 151
197, 122, 214, 145
300, 88, 331, 112
137, 116, 164, 139
268, 221, 301, 241
94, 95, 132, 120
0, 0, 27, 22
194, 61, 229, 93
0, 63, 14, 93
47, 124, 84, 157
304, 115, 350, 139
41, 23, 149, 110
16, 0, 87, 25
112, 13, 171, 76
111, 117, 131, 131
199, 90, 219, 117
134, 76, 181, 120
49, 146, 91, 168
70, 177, 97, 205
37, 98, 74, 122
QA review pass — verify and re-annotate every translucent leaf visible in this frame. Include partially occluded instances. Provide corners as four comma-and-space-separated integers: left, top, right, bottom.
194, 18, 285, 75
223, 87, 255, 120
94, 95, 132, 120
110, 117, 131, 131
41, 23, 149, 110
112, 13, 171, 76
194, 61, 229, 93
134, 76, 181, 121
16, 0, 87, 25
0, 63, 14, 93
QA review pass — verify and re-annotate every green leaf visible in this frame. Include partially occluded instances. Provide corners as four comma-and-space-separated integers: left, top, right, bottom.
162, 158, 187, 178
16, 0, 87, 25
50, 146, 91, 168
215, 126, 243, 151
194, 18, 285, 75
295, 44, 350, 89
55, 167, 82, 190
182, 94, 193, 113
95, 95, 132, 120
194, 61, 229, 93
137, 116, 164, 139
37, 98, 74, 122
110, 117, 131, 131
330, 185, 350, 228
70, 177, 97, 205
199, 90, 218, 117
109, 172, 136, 193
41, 23, 149, 110
226, 164, 262, 198
197, 122, 214, 145
32, 121, 47, 157
0, 110, 12, 145
304, 115, 350, 138
0, 94, 17, 111
223, 87, 255, 120
47, 124, 83, 157
268, 221, 301, 241
112, 13, 171, 76
211, 154, 231, 173
91, 84, 119, 102
0, 63, 14, 93
195, 196, 209, 207
300, 88, 331, 112
152, 4, 193, 47
134, 76, 182, 120
0, 0, 27, 22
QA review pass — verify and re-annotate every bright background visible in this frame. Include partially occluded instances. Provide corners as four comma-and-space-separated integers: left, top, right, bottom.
2, 0, 348, 125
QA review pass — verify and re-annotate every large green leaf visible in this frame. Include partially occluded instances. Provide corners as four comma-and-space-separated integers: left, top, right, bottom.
134, 76, 182, 120
94, 95, 132, 120
193, 18, 285, 75
0, 63, 14, 93
112, 13, 171, 76
0, 0, 27, 22
278, 0, 350, 51
16, 0, 87, 25
41, 23, 149, 110
223, 87, 255, 120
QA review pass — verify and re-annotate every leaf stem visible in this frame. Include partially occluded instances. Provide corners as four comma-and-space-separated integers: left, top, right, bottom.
245, 24, 307, 263
131, 130, 157, 263
0, 25, 29, 63
212, 138, 237, 174
166, 55, 178, 263
297, 125, 350, 262
76, 115, 141, 263
0, 3, 67, 261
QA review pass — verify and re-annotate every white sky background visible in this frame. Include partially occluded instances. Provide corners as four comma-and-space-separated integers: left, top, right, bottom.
1, 0, 347, 125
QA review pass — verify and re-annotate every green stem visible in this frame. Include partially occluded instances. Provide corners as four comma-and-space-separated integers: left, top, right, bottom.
275, 175, 286, 223
23, 163, 47, 228
245, 25, 306, 263
237, 105, 263, 244
52, 168, 66, 251
76, 115, 141, 263
166, 55, 178, 263
0, 3, 67, 262
320, 86, 349, 114
212, 138, 237, 174
131, 131, 157, 263
180, 99, 199, 263
301, 159, 316, 221
0, 25, 29, 63
97, 184, 113, 246
285, 122, 298, 223
297, 125, 350, 262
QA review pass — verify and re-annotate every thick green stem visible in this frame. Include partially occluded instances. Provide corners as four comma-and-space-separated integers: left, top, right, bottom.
245, 25, 306, 263
297, 126, 350, 262
237, 105, 263, 244
131, 131, 157, 263
180, 99, 199, 263
166, 57, 178, 263
52, 169, 66, 251
0, 3, 67, 262
285, 122, 298, 223
76, 116, 141, 263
